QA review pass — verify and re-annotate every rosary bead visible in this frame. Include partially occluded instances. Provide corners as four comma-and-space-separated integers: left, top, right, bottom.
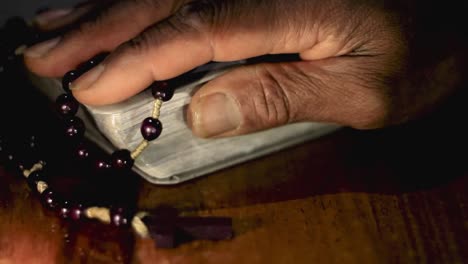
59, 200, 71, 219
4, 152, 25, 173
70, 204, 84, 221
141, 117, 163, 141
76, 144, 90, 160
56, 93, 79, 117
63, 117, 85, 140
110, 207, 131, 227
111, 149, 134, 170
150, 81, 174, 102
62, 70, 80, 92
42, 189, 60, 210
28, 135, 38, 150
96, 159, 112, 171
26, 135, 41, 161
27, 170, 45, 190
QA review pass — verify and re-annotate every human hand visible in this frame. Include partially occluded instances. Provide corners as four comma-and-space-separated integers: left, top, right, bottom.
24, 0, 467, 138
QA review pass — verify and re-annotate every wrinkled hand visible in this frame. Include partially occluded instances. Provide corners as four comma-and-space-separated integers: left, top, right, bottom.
24, 0, 467, 138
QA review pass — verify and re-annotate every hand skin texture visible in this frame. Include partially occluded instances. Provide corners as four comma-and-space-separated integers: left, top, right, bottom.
24, 0, 468, 138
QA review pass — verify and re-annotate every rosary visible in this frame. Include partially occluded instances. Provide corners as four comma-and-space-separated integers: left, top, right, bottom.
0, 16, 232, 248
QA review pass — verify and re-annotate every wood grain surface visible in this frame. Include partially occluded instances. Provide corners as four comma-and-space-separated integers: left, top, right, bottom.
1, 85, 467, 264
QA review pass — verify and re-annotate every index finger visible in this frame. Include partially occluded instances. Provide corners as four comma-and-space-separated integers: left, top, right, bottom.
24, 0, 187, 77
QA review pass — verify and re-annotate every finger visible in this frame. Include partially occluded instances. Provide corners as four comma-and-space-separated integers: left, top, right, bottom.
188, 58, 390, 138
70, 0, 358, 106
33, 2, 97, 32
24, 0, 187, 77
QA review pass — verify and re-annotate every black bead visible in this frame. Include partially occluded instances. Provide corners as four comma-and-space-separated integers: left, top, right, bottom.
28, 135, 38, 150
59, 200, 71, 219
56, 93, 79, 117
140, 117, 163, 141
96, 159, 111, 171
62, 70, 80, 92
4, 152, 25, 173
111, 149, 134, 170
76, 144, 90, 160
12, 136, 41, 170
26, 135, 41, 161
63, 117, 85, 140
42, 189, 60, 210
27, 170, 46, 190
110, 207, 131, 227
150, 81, 174, 102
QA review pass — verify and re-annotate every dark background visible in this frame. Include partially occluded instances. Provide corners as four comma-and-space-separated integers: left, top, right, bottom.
0, 1, 78, 25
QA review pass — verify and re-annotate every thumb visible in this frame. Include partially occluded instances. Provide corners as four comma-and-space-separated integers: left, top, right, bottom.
188, 59, 389, 138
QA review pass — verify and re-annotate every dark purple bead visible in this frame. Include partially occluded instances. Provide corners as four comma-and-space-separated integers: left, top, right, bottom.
26, 135, 41, 161
111, 149, 134, 170
110, 207, 131, 227
28, 135, 38, 150
59, 200, 71, 219
27, 170, 45, 190
140, 117, 163, 141
96, 159, 111, 171
56, 93, 79, 117
63, 117, 85, 140
70, 204, 84, 221
5, 153, 25, 172
150, 81, 174, 102
42, 189, 60, 210
75, 144, 90, 160
62, 70, 80, 92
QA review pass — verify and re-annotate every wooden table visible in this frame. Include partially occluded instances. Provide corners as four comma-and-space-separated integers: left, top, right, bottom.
1, 87, 467, 264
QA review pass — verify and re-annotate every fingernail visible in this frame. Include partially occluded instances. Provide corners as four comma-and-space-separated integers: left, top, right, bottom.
34, 8, 74, 26
24, 37, 61, 58
70, 64, 105, 91
192, 93, 241, 137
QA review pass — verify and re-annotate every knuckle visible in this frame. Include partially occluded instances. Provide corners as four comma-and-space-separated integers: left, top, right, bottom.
124, 0, 220, 53
245, 65, 292, 128
124, 31, 155, 56
175, 0, 219, 31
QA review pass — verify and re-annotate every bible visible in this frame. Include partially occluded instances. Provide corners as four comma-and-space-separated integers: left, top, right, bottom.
28, 59, 341, 185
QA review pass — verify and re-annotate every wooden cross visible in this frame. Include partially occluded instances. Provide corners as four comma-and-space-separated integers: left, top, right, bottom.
142, 207, 233, 248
